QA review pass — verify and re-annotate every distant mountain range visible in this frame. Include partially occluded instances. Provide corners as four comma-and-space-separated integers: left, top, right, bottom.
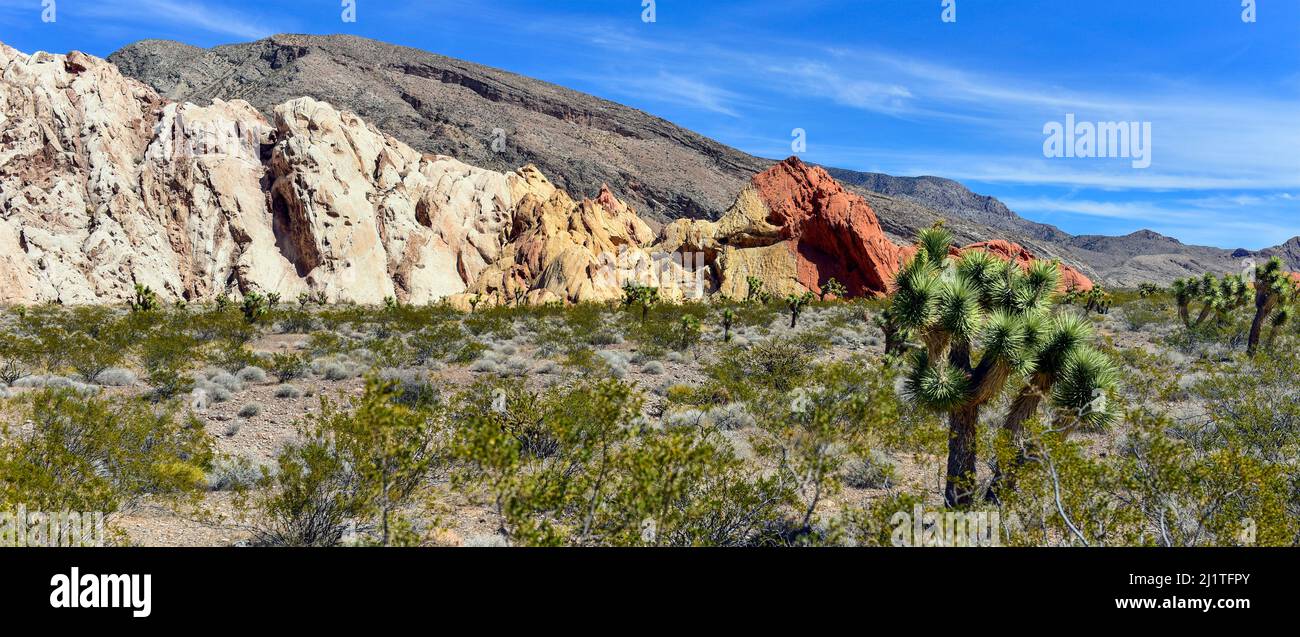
108, 34, 1297, 286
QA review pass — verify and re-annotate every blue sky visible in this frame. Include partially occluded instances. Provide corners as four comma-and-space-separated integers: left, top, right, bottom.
2, 0, 1298, 249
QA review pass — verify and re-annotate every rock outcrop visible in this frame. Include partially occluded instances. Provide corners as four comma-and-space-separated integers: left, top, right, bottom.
458, 170, 678, 306
657, 158, 907, 299
0, 44, 522, 305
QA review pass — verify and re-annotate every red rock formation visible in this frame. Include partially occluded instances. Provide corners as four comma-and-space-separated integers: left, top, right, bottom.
750, 157, 906, 297
959, 240, 1094, 292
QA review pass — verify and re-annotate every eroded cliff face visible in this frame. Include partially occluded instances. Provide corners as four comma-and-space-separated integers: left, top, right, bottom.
0, 45, 521, 305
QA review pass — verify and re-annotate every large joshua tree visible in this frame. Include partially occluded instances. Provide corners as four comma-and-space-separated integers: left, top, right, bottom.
1247, 257, 1299, 356
889, 225, 1116, 506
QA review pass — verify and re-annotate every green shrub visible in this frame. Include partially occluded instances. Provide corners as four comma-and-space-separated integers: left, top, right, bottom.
0, 388, 212, 525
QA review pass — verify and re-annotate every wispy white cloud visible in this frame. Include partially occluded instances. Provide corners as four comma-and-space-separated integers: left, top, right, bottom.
78, 0, 285, 40
579, 70, 745, 117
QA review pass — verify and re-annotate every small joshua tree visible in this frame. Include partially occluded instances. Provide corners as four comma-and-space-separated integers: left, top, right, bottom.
785, 291, 814, 328
1171, 272, 1250, 329
130, 284, 160, 313
745, 276, 769, 304
241, 290, 269, 324
1248, 257, 1299, 356
721, 308, 734, 343
621, 283, 659, 323
819, 277, 848, 301
676, 315, 702, 351
889, 224, 1117, 506
468, 294, 483, 313
1137, 283, 1162, 298
874, 304, 909, 357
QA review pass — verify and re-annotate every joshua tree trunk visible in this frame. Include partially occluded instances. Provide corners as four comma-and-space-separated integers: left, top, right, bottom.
1247, 295, 1273, 356
986, 385, 1042, 503
945, 404, 980, 507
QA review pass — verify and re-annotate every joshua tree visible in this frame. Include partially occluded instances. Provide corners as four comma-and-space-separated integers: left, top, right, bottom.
1137, 283, 1162, 298
874, 305, 909, 357
1248, 257, 1299, 356
785, 291, 814, 328
1170, 272, 1250, 328
745, 276, 769, 304
889, 224, 1115, 506
241, 290, 269, 324
819, 277, 848, 301
677, 315, 702, 351
468, 294, 483, 313
987, 312, 1119, 502
621, 283, 659, 323
721, 308, 734, 343
130, 284, 160, 314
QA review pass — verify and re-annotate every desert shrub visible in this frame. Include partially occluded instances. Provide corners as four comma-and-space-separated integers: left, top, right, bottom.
66, 331, 125, 383
306, 331, 351, 358
94, 367, 137, 387
467, 358, 500, 374
0, 388, 212, 523
450, 340, 488, 364
697, 338, 813, 405
137, 331, 199, 400
707, 402, 756, 431
842, 451, 895, 489
378, 368, 440, 408
270, 352, 309, 383
276, 307, 316, 333
450, 378, 792, 546
207, 371, 244, 393
0, 333, 38, 385
223, 420, 242, 437
323, 362, 355, 381
208, 341, 262, 374
236, 366, 268, 384
408, 322, 463, 365
1120, 298, 1171, 331
238, 403, 263, 418
207, 456, 262, 492
641, 360, 665, 375
747, 358, 901, 540
274, 384, 304, 399
252, 376, 442, 546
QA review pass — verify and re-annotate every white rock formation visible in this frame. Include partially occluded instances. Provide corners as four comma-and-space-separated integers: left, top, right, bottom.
0, 44, 526, 305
